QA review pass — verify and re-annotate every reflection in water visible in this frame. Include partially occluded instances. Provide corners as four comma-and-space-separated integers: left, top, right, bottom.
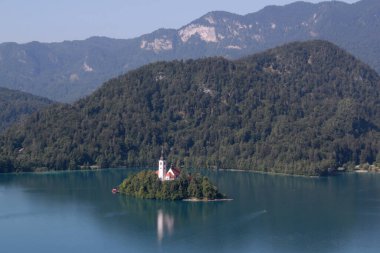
2, 170, 380, 252
157, 209, 174, 242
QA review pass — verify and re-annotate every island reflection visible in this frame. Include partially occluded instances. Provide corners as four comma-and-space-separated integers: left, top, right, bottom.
1, 169, 373, 253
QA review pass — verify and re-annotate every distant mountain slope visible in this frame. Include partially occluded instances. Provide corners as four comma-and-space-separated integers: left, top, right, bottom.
0, 87, 53, 132
0, 40, 379, 175
0, 0, 379, 102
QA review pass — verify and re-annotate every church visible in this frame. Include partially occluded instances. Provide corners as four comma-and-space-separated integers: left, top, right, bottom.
157, 150, 181, 181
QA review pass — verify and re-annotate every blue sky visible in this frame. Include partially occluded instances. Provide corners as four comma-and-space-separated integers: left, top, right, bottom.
0, 0, 358, 43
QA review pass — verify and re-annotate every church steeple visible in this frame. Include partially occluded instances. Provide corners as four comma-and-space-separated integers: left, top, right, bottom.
158, 147, 167, 181
160, 146, 164, 160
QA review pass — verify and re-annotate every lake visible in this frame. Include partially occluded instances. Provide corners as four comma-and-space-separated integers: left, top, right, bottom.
1, 169, 380, 253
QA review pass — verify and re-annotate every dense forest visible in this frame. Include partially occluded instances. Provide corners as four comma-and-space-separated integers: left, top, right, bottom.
118, 170, 225, 200
0, 40, 379, 175
0, 87, 53, 132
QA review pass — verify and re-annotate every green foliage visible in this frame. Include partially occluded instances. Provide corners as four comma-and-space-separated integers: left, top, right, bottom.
0, 156, 14, 173
0, 87, 53, 133
118, 170, 224, 200
0, 41, 379, 176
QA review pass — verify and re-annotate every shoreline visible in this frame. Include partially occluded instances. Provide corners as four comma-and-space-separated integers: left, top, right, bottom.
2, 167, 148, 175
354, 170, 369, 173
182, 198, 233, 202
217, 168, 320, 178
5, 167, 380, 178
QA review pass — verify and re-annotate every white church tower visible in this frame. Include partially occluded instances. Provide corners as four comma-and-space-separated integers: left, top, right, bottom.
158, 147, 167, 181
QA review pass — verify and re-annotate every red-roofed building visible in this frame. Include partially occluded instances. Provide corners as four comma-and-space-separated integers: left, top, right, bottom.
165, 167, 181, 181
157, 148, 181, 181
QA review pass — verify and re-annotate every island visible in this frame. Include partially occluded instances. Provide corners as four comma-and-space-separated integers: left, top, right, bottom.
117, 151, 228, 201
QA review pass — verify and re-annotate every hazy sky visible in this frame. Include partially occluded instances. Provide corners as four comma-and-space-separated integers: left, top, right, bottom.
0, 0, 358, 43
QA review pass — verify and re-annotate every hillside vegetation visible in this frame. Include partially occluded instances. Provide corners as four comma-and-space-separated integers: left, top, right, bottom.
0, 41, 379, 175
0, 87, 53, 132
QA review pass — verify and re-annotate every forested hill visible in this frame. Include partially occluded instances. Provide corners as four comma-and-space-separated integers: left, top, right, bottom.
0, 40, 379, 175
0, 87, 53, 133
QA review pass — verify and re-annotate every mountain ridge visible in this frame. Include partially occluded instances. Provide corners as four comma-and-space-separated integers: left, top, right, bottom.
0, 0, 379, 102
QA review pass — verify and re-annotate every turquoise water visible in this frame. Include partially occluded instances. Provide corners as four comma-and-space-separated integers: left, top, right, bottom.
1, 169, 380, 253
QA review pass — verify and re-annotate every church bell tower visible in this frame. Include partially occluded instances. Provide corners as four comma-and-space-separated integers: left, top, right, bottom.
158, 147, 167, 181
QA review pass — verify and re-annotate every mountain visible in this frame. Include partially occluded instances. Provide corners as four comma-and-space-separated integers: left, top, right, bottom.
0, 40, 379, 175
0, 0, 379, 102
0, 87, 53, 133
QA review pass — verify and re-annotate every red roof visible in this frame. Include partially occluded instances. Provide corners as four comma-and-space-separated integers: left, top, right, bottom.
165, 167, 181, 179
171, 168, 181, 176
165, 172, 176, 179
